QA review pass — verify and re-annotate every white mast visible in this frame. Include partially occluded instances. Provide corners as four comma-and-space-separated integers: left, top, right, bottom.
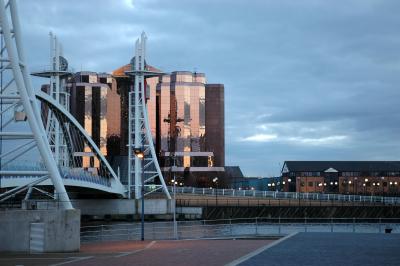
0, 0, 72, 209
126, 32, 171, 199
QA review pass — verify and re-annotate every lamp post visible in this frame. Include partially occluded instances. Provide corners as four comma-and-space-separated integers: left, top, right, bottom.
173, 177, 178, 240
134, 148, 145, 241
354, 177, 358, 195
213, 177, 218, 206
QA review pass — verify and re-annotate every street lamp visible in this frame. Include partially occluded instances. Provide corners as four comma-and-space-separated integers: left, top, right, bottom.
134, 147, 145, 241
354, 177, 358, 195
213, 177, 218, 206
172, 178, 178, 240
287, 178, 292, 192
348, 180, 352, 195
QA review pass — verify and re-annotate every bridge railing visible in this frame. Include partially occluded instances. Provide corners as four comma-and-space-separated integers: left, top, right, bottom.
80, 217, 400, 243
168, 186, 400, 205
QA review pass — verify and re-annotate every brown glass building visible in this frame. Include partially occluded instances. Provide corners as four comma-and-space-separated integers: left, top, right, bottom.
68, 71, 120, 169
111, 66, 225, 186
205, 84, 225, 167
66, 65, 225, 187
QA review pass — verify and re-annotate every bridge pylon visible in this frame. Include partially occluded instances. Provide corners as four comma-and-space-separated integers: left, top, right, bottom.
0, 0, 72, 209
125, 32, 171, 199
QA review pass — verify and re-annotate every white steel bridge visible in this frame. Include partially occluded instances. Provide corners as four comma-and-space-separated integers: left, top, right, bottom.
0, 0, 170, 207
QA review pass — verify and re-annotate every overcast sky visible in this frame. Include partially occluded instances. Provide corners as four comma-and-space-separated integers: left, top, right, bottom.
20, 0, 400, 177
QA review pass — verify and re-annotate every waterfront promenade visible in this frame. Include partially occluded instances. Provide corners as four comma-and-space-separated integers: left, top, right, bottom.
1, 233, 400, 266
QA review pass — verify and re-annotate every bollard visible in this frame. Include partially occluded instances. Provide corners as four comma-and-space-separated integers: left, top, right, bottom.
278, 217, 281, 234
255, 217, 258, 235
304, 217, 307, 232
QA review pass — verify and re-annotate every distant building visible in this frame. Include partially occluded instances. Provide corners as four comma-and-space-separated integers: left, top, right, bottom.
111, 66, 225, 187
68, 71, 120, 169
205, 84, 225, 167
155, 71, 225, 186
230, 175, 281, 191
64, 64, 226, 187
281, 161, 400, 195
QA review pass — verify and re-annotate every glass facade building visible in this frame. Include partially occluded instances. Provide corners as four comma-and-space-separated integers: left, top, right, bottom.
112, 67, 225, 186
69, 72, 120, 170
205, 84, 225, 167
157, 71, 207, 168
67, 66, 225, 187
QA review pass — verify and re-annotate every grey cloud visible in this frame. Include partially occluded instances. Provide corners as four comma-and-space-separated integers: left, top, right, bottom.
18, 0, 400, 176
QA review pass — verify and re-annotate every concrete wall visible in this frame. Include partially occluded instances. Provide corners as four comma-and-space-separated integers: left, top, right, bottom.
177, 207, 203, 219
73, 199, 173, 216
0, 209, 80, 252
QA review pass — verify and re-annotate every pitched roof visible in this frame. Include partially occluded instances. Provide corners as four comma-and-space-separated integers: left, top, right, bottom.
224, 166, 244, 178
283, 161, 400, 172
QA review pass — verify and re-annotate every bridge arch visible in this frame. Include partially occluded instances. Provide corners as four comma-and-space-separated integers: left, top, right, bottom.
35, 91, 126, 197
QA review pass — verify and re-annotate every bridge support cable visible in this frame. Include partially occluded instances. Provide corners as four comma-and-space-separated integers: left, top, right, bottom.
0, 175, 49, 202
31, 32, 71, 168
0, 0, 72, 209
36, 91, 126, 196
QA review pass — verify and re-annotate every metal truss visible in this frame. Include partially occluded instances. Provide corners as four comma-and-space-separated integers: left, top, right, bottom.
126, 32, 171, 199
36, 91, 126, 196
0, 0, 72, 209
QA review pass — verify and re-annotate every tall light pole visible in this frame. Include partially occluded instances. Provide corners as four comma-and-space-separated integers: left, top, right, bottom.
173, 156, 178, 240
164, 113, 183, 240
213, 177, 218, 206
134, 148, 144, 241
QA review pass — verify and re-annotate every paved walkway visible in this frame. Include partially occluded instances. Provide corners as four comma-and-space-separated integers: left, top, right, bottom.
3, 233, 399, 266
0, 238, 275, 266
235, 233, 400, 266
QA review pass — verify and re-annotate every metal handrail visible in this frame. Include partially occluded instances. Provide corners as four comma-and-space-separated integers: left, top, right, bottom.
80, 217, 400, 242
168, 186, 400, 205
